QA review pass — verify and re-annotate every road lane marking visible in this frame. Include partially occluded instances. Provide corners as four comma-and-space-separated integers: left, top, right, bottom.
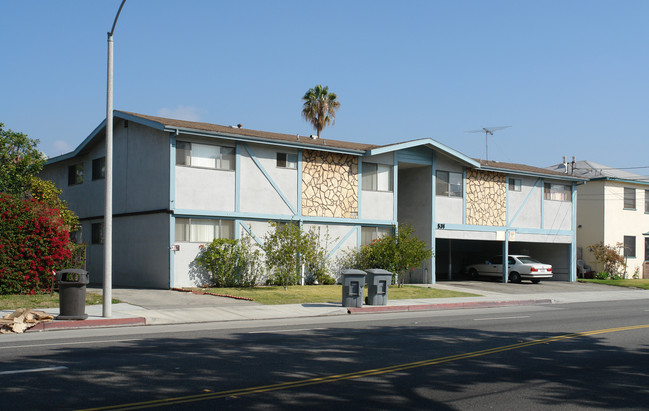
0, 338, 142, 350
248, 328, 326, 334
80, 323, 649, 411
0, 366, 68, 375
474, 316, 530, 321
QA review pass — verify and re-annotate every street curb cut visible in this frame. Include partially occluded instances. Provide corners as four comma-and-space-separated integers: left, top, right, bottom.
26, 316, 146, 332
347, 299, 553, 314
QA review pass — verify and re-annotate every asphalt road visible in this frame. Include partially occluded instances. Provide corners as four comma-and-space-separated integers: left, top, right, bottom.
2, 299, 649, 410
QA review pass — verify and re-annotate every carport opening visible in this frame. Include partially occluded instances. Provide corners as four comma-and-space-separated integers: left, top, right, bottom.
435, 238, 571, 282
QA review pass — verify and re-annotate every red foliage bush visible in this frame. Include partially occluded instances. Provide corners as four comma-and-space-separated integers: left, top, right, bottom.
0, 193, 71, 294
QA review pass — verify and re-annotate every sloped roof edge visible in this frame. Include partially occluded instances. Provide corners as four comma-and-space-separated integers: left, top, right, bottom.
367, 138, 480, 168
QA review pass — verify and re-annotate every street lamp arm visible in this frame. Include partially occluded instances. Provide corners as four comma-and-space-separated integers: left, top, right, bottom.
109, 0, 127, 36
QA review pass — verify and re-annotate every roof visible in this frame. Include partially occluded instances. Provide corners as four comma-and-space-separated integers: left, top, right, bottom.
477, 159, 585, 181
546, 160, 649, 184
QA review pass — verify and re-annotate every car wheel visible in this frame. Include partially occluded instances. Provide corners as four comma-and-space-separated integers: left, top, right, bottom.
531, 279, 541, 284
509, 272, 522, 283
469, 268, 479, 280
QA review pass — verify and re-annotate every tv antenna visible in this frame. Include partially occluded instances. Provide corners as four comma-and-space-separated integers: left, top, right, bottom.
466, 126, 511, 161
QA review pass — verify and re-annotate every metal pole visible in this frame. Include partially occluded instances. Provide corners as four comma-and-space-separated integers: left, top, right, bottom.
103, 0, 126, 317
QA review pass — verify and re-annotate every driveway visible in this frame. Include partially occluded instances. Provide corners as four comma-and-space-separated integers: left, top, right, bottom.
430, 280, 626, 296
87, 288, 260, 310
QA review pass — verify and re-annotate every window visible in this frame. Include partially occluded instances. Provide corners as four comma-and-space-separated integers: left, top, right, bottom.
92, 157, 106, 180
624, 236, 636, 258
436, 171, 462, 197
174, 218, 234, 242
544, 183, 571, 201
91, 223, 104, 245
68, 163, 84, 185
645, 238, 649, 262
362, 163, 393, 192
361, 226, 392, 246
624, 188, 636, 209
509, 179, 521, 192
176, 141, 235, 170
645, 190, 649, 213
276, 152, 297, 169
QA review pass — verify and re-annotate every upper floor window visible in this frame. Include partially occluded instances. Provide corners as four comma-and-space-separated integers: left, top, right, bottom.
68, 163, 84, 186
92, 157, 106, 180
509, 178, 521, 192
176, 141, 235, 171
276, 152, 297, 169
645, 190, 649, 213
624, 187, 636, 209
361, 226, 392, 246
544, 183, 571, 201
91, 222, 104, 245
624, 235, 636, 258
174, 218, 234, 243
436, 170, 462, 197
362, 163, 393, 192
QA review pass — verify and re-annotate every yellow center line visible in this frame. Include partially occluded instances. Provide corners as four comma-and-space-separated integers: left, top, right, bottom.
80, 324, 649, 411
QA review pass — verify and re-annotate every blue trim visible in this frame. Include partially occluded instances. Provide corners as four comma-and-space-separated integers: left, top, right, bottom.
462, 168, 467, 224
243, 143, 298, 215
239, 222, 264, 247
508, 178, 542, 227
505, 175, 509, 226
570, 183, 578, 282
357, 225, 362, 249
173, 209, 394, 226
367, 138, 479, 168
297, 149, 303, 216
480, 164, 584, 182
234, 219, 241, 240
169, 134, 176, 211
431, 151, 437, 284
169, 214, 175, 288
393, 152, 398, 222
327, 226, 359, 260
235, 143, 241, 212
588, 177, 649, 186
502, 233, 509, 283
45, 119, 107, 164
438, 223, 573, 237
357, 160, 363, 219
540, 178, 545, 229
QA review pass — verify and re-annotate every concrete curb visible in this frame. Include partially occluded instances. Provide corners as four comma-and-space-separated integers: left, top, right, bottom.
26, 316, 146, 332
347, 299, 553, 313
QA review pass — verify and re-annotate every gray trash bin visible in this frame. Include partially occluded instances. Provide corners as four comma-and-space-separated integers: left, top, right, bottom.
56, 269, 89, 320
365, 269, 393, 305
341, 269, 366, 308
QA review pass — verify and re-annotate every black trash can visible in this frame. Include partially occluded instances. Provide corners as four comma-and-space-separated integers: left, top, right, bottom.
365, 269, 393, 305
341, 269, 366, 308
56, 269, 89, 320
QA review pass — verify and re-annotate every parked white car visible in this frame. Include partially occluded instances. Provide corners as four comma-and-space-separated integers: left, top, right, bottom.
466, 255, 553, 283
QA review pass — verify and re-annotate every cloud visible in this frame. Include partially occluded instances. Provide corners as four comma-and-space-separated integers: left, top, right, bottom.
157, 105, 201, 122
50, 140, 74, 156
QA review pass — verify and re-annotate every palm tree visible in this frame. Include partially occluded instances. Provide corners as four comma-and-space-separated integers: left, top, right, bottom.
301, 85, 341, 138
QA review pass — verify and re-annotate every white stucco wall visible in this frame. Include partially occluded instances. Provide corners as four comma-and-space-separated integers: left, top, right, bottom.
361, 190, 394, 221
508, 177, 542, 228
175, 166, 235, 211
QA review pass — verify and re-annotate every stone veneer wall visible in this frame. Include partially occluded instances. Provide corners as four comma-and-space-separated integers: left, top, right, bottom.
302, 150, 358, 218
466, 169, 506, 226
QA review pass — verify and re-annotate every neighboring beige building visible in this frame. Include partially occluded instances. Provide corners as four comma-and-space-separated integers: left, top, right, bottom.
548, 160, 649, 278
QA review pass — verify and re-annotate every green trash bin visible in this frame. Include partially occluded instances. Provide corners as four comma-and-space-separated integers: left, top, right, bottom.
56, 269, 89, 320
341, 269, 366, 308
365, 269, 392, 305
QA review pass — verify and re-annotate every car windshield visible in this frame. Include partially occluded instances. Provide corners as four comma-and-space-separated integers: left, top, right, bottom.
517, 256, 541, 264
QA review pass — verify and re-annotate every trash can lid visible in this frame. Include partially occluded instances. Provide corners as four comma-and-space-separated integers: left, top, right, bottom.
341, 269, 367, 275
364, 269, 393, 275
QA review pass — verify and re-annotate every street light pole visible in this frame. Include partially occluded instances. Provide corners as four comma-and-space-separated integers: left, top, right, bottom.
104, 0, 126, 317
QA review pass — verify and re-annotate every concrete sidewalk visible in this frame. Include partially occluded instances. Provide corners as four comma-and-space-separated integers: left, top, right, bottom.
6, 282, 648, 333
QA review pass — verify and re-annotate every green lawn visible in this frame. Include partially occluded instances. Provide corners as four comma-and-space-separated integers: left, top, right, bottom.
579, 279, 649, 290
0, 292, 118, 311
199, 285, 478, 305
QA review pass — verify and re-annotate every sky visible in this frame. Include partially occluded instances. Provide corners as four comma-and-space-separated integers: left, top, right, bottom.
1, 0, 648, 176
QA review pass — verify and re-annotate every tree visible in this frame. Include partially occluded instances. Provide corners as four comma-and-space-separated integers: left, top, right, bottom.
0, 123, 46, 196
588, 242, 625, 279
301, 85, 341, 138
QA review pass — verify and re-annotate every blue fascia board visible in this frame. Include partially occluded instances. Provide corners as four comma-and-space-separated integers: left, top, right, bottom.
588, 177, 649, 187
45, 119, 107, 165
115, 111, 166, 131
438, 223, 573, 237
163, 127, 366, 156
480, 166, 585, 182
367, 139, 480, 168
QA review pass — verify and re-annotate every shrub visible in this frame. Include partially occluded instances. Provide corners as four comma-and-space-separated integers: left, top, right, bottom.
195, 236, 261, 287
0, 193, 71, 294
588, 242, 624, 279
594, 271, 610, 280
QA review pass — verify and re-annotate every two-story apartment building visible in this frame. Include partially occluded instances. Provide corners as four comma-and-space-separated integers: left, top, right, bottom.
41, 111, 583, 288
548, 159, 649, 278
